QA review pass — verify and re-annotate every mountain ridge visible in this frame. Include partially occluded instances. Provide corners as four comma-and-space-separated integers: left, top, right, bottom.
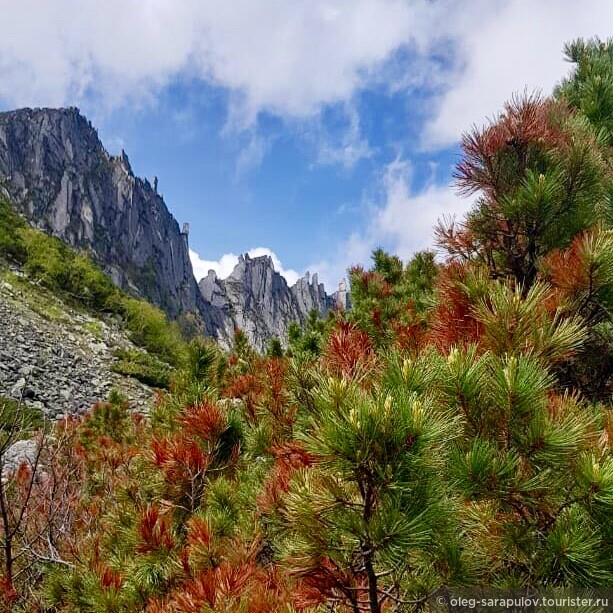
198, 253, 348, 350
0, 106, 341, 350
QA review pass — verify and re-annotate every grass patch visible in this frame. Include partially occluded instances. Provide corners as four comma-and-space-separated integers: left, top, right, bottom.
111, 348, 173, 389
0, 271, 68, 322
84, 320, 104, 340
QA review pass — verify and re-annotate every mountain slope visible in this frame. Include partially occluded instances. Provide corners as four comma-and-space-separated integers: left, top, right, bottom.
0, 107, 342, 350
0, 272, 154, 418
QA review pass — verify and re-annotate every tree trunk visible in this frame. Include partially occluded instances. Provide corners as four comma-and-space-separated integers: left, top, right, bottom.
362, 544, 381, 613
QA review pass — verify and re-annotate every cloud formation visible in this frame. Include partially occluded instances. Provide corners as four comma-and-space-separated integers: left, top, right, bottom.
3, 2, 610, 146
0, 0, 431, 120
307, 158, 473, 288
422, 0, 613, 148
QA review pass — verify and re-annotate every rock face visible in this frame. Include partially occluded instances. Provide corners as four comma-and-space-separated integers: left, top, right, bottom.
0, 107, 202, 320
2, 439, 39, 476
0, 107, 345, 350
198, 254, 347, 351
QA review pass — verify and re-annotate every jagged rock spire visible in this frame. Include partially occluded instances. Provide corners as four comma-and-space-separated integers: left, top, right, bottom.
198, 254, 336, 351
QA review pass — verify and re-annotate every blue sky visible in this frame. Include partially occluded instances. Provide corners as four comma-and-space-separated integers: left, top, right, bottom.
93, 78, 456, 285
1, 0, 612, 289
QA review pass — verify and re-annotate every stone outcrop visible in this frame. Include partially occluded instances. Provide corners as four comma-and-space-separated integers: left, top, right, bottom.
198, 254, 345, 351
0, 107, 203, 320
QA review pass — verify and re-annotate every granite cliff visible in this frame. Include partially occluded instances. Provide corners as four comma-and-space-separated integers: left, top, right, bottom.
0, 107, 203, 321
0, 107, 344, 350
199, 254, 347, 351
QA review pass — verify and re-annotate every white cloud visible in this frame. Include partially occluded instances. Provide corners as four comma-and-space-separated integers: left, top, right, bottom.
189, 0, 432, 124
373, 159, 465, 261
190, 247, 301, 286
307, 231, 374, 291
0, 0, 198, 109
308, 158, 474, 288
2, 1, 611, 143
0, 0, 432, 121
0, 0, 441, 175
422, 0, 613, 149
3, 1, 607, 161
190, 249, 241, 282
234, 131, 273, 178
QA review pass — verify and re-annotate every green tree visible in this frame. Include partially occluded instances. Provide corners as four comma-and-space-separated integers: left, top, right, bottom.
431, 277, 612, 587
0, 194, 27, 263
287, 309, 327, 357
349, 249, 437, 347
266, 337, 284, 358
445, 348, 613, 586
543, 229, 613, 400
558, 37, 613, 145
230, 327, 256, 373
282, 374, 461, 612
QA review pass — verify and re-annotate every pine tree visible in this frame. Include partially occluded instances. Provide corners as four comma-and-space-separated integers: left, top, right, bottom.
281, 341, 462, 612
437, 94, 608, 288
544, 229, 613, 399
558, 37, 613, 146
349, 249, 437, 348
439, 281, 612, 587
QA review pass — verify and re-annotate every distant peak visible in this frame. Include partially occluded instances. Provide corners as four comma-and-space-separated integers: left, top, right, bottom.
0, 107, 98, 145
293, 270, 323, 291
237, 253, 274, 266
0, 106, 82, 119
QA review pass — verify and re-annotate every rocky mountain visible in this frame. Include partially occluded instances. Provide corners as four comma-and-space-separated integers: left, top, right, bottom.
0, 107, 203, 320
0, 107, 344, 350
199, 254, 348, 351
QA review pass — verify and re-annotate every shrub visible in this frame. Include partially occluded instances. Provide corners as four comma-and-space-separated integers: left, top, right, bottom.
184, 337, 226, 387
0, 195, 27, 263
116, 297, 185, 366
0, 396, 44, 439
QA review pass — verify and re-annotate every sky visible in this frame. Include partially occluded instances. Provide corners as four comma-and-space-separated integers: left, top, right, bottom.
1, 0, 613, 289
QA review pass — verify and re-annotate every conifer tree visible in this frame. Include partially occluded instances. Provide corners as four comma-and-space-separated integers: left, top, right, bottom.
437, 94, 608, 288
280, 328, 462, 612
349, 249, 437, 348
558, 37, 613, 147
287, 309, 328, 358
544, 229, 613, 399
